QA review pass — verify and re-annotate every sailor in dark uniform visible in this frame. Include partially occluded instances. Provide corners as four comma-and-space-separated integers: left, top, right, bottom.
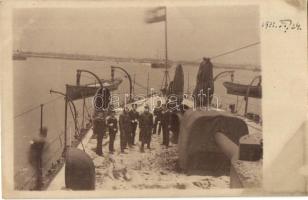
106, 110, 118, 154
93, 111, 106, 156
161, 104, 171, 147
139, 105, 153, 152
29, 127, 48, 190
119, 107, 131, 153
129, 103, 139, 145
92, 87, 110, 156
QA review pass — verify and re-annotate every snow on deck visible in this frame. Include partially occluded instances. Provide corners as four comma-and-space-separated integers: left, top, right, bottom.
84, 96, 229, 190
85, 133, 229, 190
48, 96, 235, 190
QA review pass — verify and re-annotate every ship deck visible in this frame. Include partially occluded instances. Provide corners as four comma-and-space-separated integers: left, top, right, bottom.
48, 96, 262, 190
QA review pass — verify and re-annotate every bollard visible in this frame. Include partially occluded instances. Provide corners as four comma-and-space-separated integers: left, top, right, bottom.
239, 133, 262, 161
65, 148, 95, 190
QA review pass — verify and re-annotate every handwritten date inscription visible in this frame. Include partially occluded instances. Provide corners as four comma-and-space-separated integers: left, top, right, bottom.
262, 19, 302, 33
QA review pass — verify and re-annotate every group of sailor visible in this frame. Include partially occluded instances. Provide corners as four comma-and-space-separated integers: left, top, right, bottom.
92, 101, 173, 155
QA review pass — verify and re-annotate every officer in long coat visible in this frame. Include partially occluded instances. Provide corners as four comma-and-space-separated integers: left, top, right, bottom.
129, 103, 139, 145
119, 107, 131, 153
139, 105, 153, 152
161, 104, 171, 147
106, 110, 118, 154
93, 111, 106, 156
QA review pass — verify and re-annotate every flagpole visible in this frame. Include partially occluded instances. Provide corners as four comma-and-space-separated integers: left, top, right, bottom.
164, 6, 169, 94
145, 6, 169, 95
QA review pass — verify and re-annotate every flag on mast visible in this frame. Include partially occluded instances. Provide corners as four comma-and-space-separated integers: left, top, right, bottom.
145, 7, 166, 23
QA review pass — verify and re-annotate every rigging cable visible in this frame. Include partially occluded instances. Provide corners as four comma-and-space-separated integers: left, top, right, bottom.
84, 98, 92, 120
210, 41, 260, 60
14, 96, 62, 119
68, 101, 85, 152
134, 81, 148, 91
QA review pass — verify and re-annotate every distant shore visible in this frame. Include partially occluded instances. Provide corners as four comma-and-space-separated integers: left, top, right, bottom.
13, 50, 261, 72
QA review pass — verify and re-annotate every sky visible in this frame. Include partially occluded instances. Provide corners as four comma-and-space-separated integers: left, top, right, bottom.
13, 6, 260, 66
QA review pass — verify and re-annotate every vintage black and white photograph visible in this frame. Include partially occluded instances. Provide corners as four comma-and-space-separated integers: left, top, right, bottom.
10, 4, 264, 192
0, 0, 305, 197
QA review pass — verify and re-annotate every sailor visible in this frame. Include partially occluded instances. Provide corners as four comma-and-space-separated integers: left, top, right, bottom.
29, 127, 48, 190
161, 104, 171, 147
93, 111, 106, 156
152, 100, 163, 135
119, 106, 131, 153
129, 103, 139, 145
106, 110, 118, 154
139, 104, 154, 152
92, 87, 110, 156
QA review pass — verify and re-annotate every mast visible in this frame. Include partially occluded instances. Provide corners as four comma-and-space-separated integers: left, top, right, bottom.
133, 73, 136, 96
164, 7, 169, 91
187, 72, 190, 94
147, 72, 149, 96
146, 6, 170, 95
161, 6, 170, 95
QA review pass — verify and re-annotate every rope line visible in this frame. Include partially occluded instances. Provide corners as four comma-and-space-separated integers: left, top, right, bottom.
210, 41, 260, 60
44, 132, 64, 149
14, 96, 62, 119
42, 146, 64, 167
134, 81, 148, 91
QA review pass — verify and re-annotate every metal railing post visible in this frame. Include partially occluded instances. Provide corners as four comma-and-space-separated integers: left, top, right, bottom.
111, 66, 133, 102
40, 104, 43, 130
64, 92, 68, 153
